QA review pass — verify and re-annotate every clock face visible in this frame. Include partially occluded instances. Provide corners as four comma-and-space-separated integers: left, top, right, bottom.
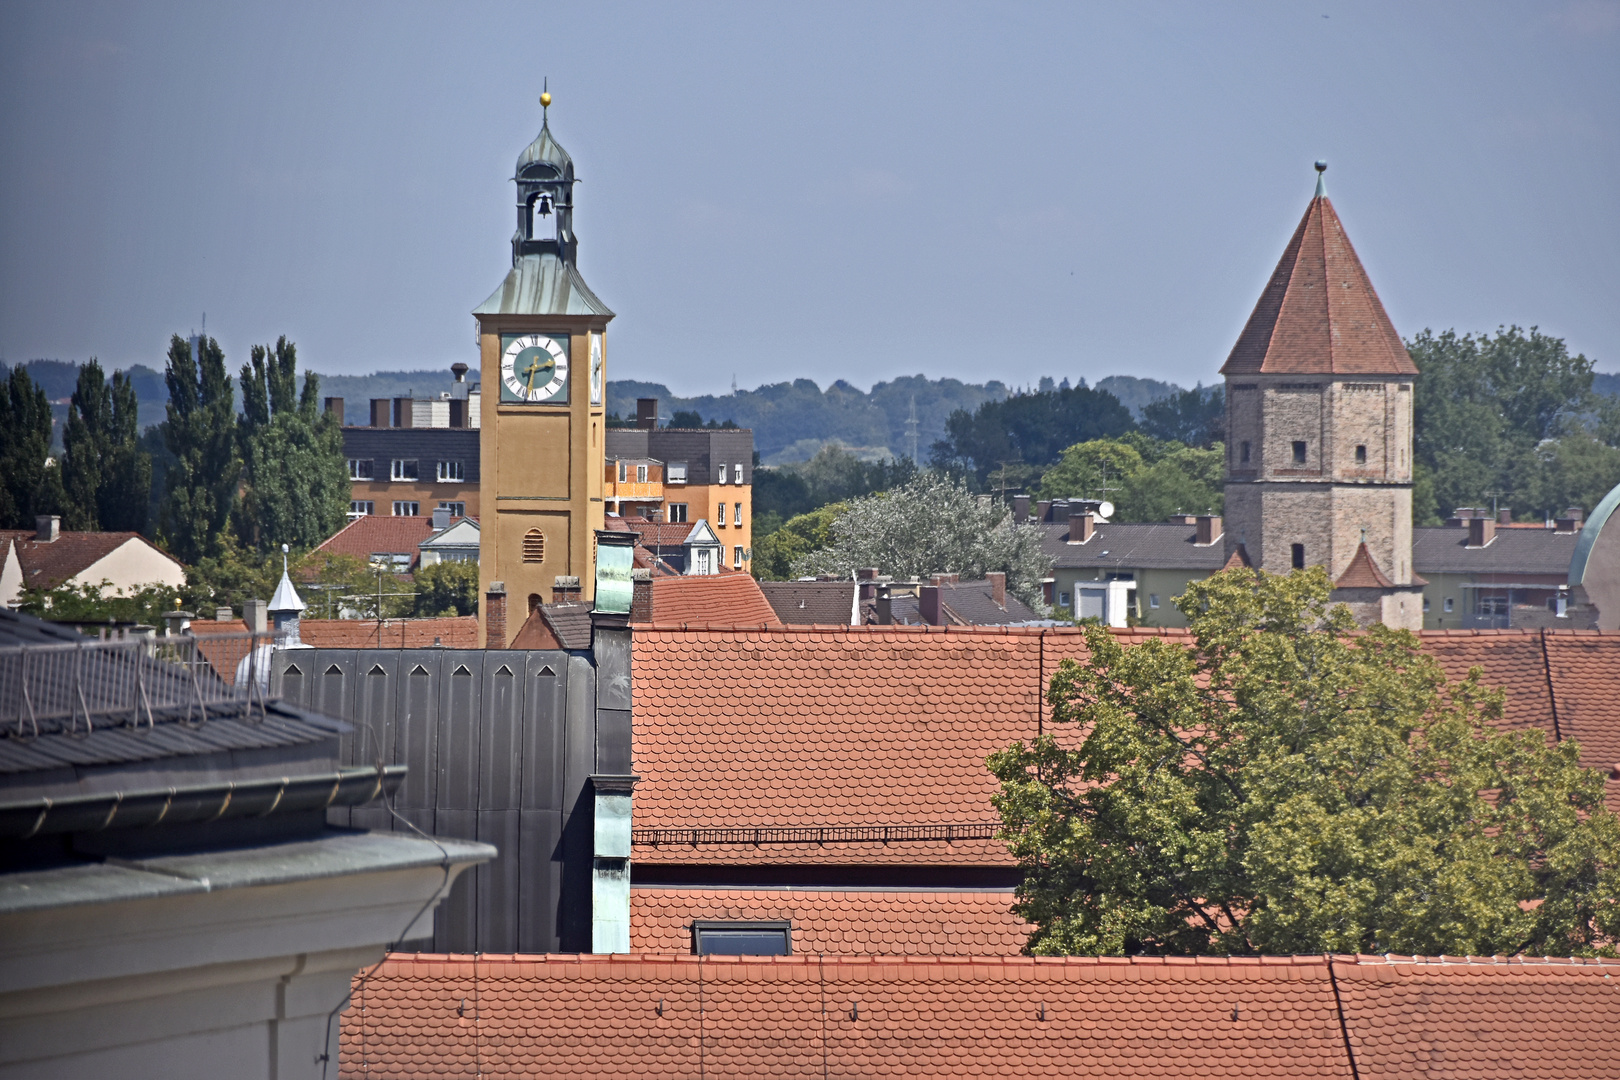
589, 332, 604, 406
499, 333, 569, 403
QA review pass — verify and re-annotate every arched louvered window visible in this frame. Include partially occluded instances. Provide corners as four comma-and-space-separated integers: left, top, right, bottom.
523, 528, 545, 563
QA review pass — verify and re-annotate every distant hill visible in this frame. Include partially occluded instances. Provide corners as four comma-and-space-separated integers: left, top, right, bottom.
1, 359, 167, 449
1596, 372, 1620, 397
312, 368, 477, 407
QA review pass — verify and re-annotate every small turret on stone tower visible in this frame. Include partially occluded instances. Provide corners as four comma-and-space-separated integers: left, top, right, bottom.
1220, 163, 1424, 629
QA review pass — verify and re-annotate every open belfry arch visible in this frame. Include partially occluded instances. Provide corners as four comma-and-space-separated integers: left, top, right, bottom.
475, 88, 614, 646
1221, 163, 1424, 629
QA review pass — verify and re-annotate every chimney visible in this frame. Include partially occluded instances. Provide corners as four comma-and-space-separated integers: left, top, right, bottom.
1446, 507, 1482, 527
1070, 513, 1095, 544
874, 585, 893, 625
485, 581, 507, 648
1012, 495, 1030, 523
1496, 507, 1513, 526
986, 571, 1006, 609
449, 399, 468, 428
930, 572, 959, 586
1555, 507, 1585, 533
324, 397, 345, 426
432, 506, 452, 530
452, 362, 468, 384
1195, 515, 1222, 546
856, 567, 880, 602
370, 399, 391, 428
1036, 500, 1052, 523
215, 606, 233, 622
34, 515, 59, 542
243, 599, 268, 634
393, 397, 414, 429
918, 584, 941, 626
552, 574, 582, 604
636, 398, 659, 430
630, 568, 654, 623
1166, 513, 1198, 525
163, 609, 193, 636
1050, 501, 1071, 524
1467, 516, 1496, 549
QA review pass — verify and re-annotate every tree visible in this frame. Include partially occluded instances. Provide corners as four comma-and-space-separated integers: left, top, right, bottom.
752, 503, 848, 581
235, 337, 350, 554
1035, 440, 1144, 502
17, 579, 181, 626
159, 334, 240, 563
792, 473, 1052, 606
931, 385, 1136, 486
60, 359, 152, 533
1139, 385, 1224, 448
415, 560, 480, 616
0, 365, 58, 528
1035, 437, 1224, 522
989, 566, 1620, 957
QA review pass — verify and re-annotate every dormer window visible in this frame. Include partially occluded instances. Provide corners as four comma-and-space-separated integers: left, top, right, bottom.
716, 463, 728, 485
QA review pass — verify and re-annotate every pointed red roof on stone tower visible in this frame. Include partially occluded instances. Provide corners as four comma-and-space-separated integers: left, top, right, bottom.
1220, 166, 1416, 377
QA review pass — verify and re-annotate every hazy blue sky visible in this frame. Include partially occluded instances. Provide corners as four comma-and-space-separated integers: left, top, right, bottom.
2, 1, 1616, 396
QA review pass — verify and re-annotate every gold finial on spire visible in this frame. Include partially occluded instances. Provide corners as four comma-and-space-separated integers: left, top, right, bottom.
540, 78, 551, 113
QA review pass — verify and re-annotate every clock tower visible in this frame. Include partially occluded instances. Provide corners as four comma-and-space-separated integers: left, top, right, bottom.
474, 92, 613, 645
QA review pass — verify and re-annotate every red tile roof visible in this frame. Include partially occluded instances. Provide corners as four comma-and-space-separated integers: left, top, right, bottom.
341, 953, 1620, 1078
1333, 542, 1396, 588
641, 574, 781, 628
0, 529, 180, 589
630, 887, 1032, 955
1543, 632, 1620, 811
314, 514, 471, 569
298, 616, 479, 648
1220, 193, 1417, 376
616, 515, 696, 548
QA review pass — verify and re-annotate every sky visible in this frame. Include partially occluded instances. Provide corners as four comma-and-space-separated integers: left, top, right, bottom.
2, 2, 1616, 398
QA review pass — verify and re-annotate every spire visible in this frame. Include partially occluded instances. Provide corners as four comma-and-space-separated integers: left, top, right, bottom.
1220, 165, 1416, 377
268, 546, 306, 615
1333, 542, 1395, 589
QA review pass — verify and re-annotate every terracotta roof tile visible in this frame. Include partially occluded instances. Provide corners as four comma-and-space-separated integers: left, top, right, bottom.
0, 529, 179, 589
1220, 193, 1417, 377
313, 514, 472, 570
630, 887, 1032, 955
299, 616, 478, 649
1543, 632, 1620, 811
643, 575, 781, 627
1333, 542, 1397, 589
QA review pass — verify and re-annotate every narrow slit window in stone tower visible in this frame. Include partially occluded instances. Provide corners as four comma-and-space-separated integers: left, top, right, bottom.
1240, 441, 1251, 464
1292, 441, 1307, 466
1355, 444, 1367, 465
1291, 543, 1306, 570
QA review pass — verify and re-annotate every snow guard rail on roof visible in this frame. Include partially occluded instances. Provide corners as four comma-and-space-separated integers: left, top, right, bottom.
1, 631, 281, 738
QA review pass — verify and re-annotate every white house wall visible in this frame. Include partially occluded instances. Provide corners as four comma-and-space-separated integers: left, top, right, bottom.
70, 539, 186, 596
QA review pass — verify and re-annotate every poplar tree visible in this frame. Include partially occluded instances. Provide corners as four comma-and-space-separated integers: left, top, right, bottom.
0, 366, 59, 529
61, 359, 152, 532
159, 334, 240, 563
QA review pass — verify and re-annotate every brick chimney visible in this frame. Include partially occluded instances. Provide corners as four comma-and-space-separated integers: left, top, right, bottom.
1012, 495, 1030, 522
1195, 515, 1222, 546
986, 571, 1006, 609
324, 397, 344, 426
636, 398, 659, 430
930, 573, 959, 586
35, 515, 59, 542
1496, 507, 1513, 526
856, 567, 881, 602
370, 398, 391, 428
1070, 513, 1095, 544
1466, 517, 1496, 549
630, 568, 654, 622
918, 584, 941, 626
243, 599, 268, 634
1555, 507, 1585, 533
485, 581, 507, 647
552, 575, 582, 604
1035, 500, 1052, 523
1446, 507, 1479, 528
1166, 514, 1198, 525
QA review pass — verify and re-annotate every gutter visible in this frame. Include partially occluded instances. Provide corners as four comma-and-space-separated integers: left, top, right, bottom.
0, 764, 406, 839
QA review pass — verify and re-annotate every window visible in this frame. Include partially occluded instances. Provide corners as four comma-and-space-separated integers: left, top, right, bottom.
372, 552, 412, 570
1423, 597, 1431, 612
1149, 594, 1160, 609
734, 464, 743, 485
1058, 591, 1071, 607
734, 502, 743, 526
693, 921, 791, 956
716, 507, 726, 527
437, 501, 465, 518
437, 460, 464, 483
1291, 543, 1305, 570
716, 463, 728, 485
1444, 597, 1454, 613
348, 500, 374, 520
734, 545, 744, 568
1354, 444, 1367, 465
522, 528, 545, 563
348, 458, 374, 481
393, 501, 420, 516
1291, 441, 1307, 466
391, 459, 419, 481
1240, 441, 1250, 464
636, 464, 648, 483
617, 460, 627, 483
1479, 596, 1508, 616
668, 503, 688, 523
667, 462, 687, 484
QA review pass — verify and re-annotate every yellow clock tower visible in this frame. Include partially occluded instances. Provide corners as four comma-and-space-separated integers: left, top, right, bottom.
474, 92, 612, 645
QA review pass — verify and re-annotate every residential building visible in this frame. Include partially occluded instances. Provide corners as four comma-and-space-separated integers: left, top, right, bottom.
1415, 508, 1586, 628
341, 424, 481, 522
313, 510, 476, 574
0, 607, 491, 1078
0, 516, 186, 607
606, 413, 755, 571
474, 99, 614, 644
761, 580, 859, 625
1221, 165, 1423, 629
628, 569, 780, 626
862, 572, 1049, 626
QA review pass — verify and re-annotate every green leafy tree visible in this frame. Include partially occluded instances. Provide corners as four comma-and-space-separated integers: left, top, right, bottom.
235, 337, 350, 554
752, 503, 848, 581
1139, 385, 1224, 448
1119, 444, 1225, 522
414, 560, 480, 616
159, 334, 240, 563
17, 579, 182, 626
754, 444, 918, 524
0, 365, 58, 528
1512, 432, 1620, 519
793, 473, 1051, 606
989, 566, 1620, 957
60, 359, 152, 533
1036, 440, 1144, 502
931, 385, 1136, 486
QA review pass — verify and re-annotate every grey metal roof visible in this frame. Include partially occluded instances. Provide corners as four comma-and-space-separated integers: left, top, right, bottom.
1041, 522, 1229, 572
0, 610, 86, 646
1411, 527, 1578, 576
1571, 482, 1620, 585
516, 119, 573, 177
474, 253, 614, 317
760, 582, 855, 625
883, 581, 1045, 627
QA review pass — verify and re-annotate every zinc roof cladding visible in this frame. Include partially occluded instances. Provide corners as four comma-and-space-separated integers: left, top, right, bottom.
1219, 193, 1417, 377
341, 952, 1367, 1079
644, 574, 781, 628
1413, 526, 1578, 576
473, 252, 614, 317
515, 117, 572, 175
630, 886, 1033, 955
0, 530, 177, 590
760, 581, 856, 625
1040, 521, 1229, 571
1333, 955, 1620, 1079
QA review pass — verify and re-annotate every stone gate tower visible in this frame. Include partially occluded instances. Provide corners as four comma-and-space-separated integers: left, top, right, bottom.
1220, 165, 1424, 629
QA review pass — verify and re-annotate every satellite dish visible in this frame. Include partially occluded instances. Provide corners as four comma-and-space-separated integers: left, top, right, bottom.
1097, 501, 1115, 520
